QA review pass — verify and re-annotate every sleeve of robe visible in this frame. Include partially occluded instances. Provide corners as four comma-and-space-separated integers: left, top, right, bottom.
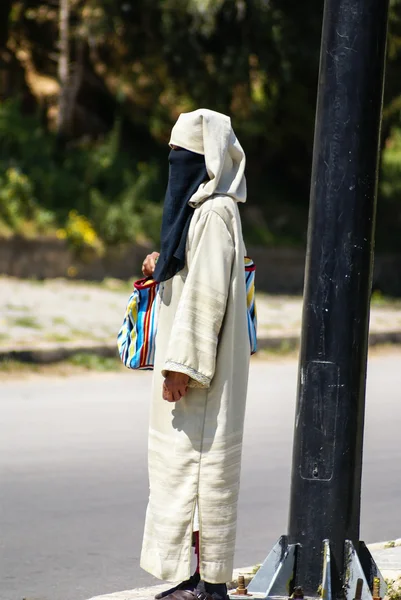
162, 209, 234, 388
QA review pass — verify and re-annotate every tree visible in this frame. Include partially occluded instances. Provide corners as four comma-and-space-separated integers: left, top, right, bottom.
57, 0, 70, 137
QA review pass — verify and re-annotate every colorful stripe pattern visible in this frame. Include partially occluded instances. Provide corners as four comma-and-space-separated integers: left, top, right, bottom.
117, 278, 160, 370
245, 257, 258, 355
118, 258, 257, 370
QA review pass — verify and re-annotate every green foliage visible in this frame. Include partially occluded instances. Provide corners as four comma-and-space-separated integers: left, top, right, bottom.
1, 1, 401, 251
60, 210, 103, 254
12, 315, 42, 329
386, 577, 401, 600
88, 152, 164, 246
382, 129, 401, 198
0, 100, 83, 215
0, 101, 164, 247
0, 167, 55, 236
378, 128, 401, 251
67, 352, 121, 371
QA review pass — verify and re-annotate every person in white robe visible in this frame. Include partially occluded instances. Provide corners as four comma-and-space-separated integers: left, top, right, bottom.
140, 108, 251, 600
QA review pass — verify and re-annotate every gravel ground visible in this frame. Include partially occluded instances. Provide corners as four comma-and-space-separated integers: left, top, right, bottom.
1, 276, 401, 349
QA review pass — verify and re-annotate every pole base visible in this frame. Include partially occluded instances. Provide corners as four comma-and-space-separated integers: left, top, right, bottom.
229, 537, 387, 600
344, 540, 387, 600
229, 535, 297, 600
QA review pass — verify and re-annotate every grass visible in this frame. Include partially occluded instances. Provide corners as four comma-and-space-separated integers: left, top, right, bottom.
371, 290, 401, 309
12, 316, 42, 329
5, 303, 28, 311
0, 353, 124, 378
67, 353, 122, 371
253, 340, 300, 361
0, 359, 40, 374
386, 577, 401, 600
45, 333, 73, 343
69, 328, 96, 339
52, 316, 68, 326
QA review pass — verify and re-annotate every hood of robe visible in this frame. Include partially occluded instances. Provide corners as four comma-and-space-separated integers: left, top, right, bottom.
169, 108, 247, 207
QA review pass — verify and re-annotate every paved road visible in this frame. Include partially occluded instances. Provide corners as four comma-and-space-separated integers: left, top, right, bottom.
1, 355, 401, 600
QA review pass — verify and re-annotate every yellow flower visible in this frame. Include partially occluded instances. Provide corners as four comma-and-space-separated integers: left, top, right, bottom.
63, 211, 103, 254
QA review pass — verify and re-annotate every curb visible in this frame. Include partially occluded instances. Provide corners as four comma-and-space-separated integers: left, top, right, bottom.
257, 330, 401, 352
86, 567, 257, 600
1, 330, 401, 364
367, 538, 401, 551
0, 340, 118, 364
85, 545, 401, 600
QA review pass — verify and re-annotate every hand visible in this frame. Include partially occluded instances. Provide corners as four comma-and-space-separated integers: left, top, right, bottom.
163, 372, 190, 402
142, 252, 160, 277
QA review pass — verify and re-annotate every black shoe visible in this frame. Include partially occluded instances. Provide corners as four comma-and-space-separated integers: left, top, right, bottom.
196, 580, 228, 600
155, 573, 201, 600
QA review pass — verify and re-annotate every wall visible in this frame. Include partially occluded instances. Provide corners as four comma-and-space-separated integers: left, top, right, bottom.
1, 236, 401, 296
0, 236, 151, 281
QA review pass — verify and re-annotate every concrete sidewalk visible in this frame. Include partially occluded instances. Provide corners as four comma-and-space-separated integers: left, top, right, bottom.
1, 276, 401, 363
86, 541, 401, 600
369, 539, 401, 580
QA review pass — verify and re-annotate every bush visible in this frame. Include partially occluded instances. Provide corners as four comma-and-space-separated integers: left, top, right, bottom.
0, 167, 55, 236
378, 127, 401, 252
90, 162, 163, 246
57, 210, 104, 254
0, 101, 165, 246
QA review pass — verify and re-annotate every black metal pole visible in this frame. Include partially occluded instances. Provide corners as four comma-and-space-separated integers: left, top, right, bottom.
287, 0, 389, 597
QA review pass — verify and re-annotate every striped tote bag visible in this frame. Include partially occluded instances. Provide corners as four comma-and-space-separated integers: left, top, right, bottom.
117, 278, 160, 370
118, 257, 257, 371
245, 257, 258, 355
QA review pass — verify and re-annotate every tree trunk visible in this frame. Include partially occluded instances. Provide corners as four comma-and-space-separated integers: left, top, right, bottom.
0, 0, 12, 51
0, 0, 13, 100
57, 0, 71, 138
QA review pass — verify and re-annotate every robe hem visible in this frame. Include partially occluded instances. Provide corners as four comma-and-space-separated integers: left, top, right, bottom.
139, 558, 191, 584
139, 557, 233, 585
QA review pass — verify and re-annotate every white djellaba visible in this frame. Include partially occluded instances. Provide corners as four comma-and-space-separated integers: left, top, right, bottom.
140, 109, 251, 585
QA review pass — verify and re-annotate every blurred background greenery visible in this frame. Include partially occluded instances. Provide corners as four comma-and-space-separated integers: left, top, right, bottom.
0, 0, 401, 253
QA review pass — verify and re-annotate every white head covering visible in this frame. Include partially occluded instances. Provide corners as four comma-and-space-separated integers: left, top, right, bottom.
169, 108, 247, 206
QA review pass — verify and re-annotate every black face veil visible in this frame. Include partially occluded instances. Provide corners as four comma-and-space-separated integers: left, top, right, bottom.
153, 148, 208, 283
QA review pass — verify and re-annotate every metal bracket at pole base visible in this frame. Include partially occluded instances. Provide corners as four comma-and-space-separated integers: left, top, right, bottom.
321, 539, 332, 600
344, 540, 387, 600
228, 535, 298, 600
230, 537, 387, 600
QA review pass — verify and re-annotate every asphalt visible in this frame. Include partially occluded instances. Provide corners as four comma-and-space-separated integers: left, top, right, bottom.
2, 277, 401, 599
2, 356, 401, 600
